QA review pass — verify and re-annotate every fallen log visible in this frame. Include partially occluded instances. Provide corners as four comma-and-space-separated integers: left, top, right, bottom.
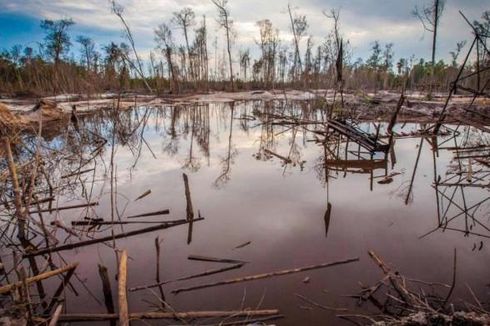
24, 218, 204, 258
171, 257, 359, 294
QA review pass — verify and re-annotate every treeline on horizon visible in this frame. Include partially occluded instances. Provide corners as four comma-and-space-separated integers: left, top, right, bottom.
0, 0, 488, 97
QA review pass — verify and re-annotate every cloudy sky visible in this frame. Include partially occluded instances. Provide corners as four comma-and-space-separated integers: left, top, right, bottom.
0, 0, 487, 66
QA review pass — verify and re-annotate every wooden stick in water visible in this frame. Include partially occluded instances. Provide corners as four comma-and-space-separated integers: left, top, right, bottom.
234, 241, 251, 249
48, 304, 63, 326
188, 255, 246, 264
264, 149, 292, 163
129, 263, 244, 292
71, 220, 172, 226
135, 190, 151, 201
118, 250, 129, 326
29, 202, 99, 214
171, 257, 359, 294
183, 173, 194, 245
24, 218, 204, 258
126, 209, 169, 219
50, 310, 280, 322
0, 263, 78, 295
98, 264, 115, 316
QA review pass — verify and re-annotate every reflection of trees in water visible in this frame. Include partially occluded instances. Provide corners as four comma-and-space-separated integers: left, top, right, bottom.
253, 101, 276, 161
194, 104, 211, 164
423, 126, 490, 242
162, 106, 181, 156
161, 104, 211, 172
214, 103, 238, 188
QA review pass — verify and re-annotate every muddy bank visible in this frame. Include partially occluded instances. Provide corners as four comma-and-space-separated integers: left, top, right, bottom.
1, 90, 489, 135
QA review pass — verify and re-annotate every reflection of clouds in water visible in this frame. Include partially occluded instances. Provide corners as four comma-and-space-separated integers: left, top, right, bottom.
9, 100, 489, 324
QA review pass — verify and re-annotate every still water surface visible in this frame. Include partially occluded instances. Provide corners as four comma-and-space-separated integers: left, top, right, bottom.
25, 101, 490, 324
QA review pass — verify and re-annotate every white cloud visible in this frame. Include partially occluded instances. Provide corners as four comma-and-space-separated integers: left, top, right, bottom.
0, 0, 487, 64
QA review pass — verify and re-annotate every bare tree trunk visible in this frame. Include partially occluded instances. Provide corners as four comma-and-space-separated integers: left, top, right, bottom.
431, 0, 439, 69
225, 26, 234, 91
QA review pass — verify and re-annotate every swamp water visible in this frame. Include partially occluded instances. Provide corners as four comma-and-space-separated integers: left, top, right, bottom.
2, 100, 489, 325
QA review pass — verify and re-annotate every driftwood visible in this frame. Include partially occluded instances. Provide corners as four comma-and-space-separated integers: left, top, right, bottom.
118, 250, 129, 326
51, 310, 280, 322
0, 263, 78, 295
172, 257, 359, 294
368, 251, 428, 308
24, 218, 204, 258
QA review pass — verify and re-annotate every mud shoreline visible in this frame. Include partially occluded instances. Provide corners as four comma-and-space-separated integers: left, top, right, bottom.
1, 90, 489, 135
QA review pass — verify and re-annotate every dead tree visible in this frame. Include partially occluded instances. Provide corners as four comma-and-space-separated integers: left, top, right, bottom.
172, 8, 196, 84
155, 23, 179, 93
257, 19, 279, 88
193, 16, 210, 90
239, 49, 251, 82
413, 0, 445, 95
287, 4, 308, 84
323, 9, 344, 105
212, 0, 235, 91
110, 0, 153, 92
